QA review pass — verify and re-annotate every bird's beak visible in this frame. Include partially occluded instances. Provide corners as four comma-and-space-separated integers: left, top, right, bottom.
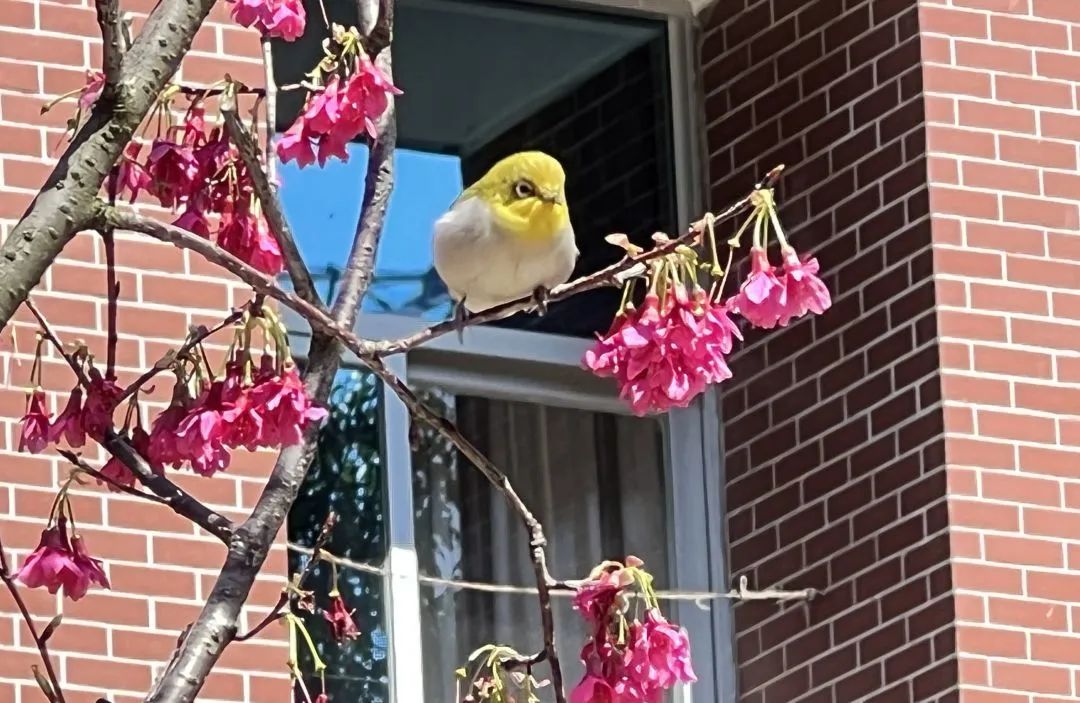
539, 190, 564, 205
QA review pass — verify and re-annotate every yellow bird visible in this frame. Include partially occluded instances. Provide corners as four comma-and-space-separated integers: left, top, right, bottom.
433, 151, 578, 320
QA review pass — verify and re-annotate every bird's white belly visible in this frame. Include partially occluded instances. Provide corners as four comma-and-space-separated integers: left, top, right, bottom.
433, 197, 577, 312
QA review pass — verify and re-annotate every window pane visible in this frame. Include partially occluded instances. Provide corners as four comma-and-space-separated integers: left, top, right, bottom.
411, 390, 669, 698
288, 371, 390, 701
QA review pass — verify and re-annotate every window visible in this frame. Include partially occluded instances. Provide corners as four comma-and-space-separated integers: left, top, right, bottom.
278, 0, 730, 701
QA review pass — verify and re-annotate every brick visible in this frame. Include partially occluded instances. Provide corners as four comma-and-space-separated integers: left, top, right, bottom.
986, 534, 1064, 568
954, 563, 1022, 595
991, 15, 1070, 50
999, 135, 1077, 170
935, 247, 1003, 279
950, 499, 1020, 531
1014, 382, 1080, 415
995, 74, 1074, 108
966, 221, 1045, 256
957, 625, 1027, 658
924, 65, 993, 98
1032, 0, 1080, 22
989, 596, 1068, 631
1041, 110, 1080, 140
1003, 195, 1079, 230
930, 186, 999, 219
971, 283, 1049, 317
962, 161, 1040, 195
978, 409, 1057, 443
991, 661, 1071, 695
1012, 318, 1080, 351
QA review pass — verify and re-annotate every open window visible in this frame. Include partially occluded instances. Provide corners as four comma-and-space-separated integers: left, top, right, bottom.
277, 0, 729, 701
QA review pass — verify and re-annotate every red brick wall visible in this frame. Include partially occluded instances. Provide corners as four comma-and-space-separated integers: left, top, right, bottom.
920, 1, 1080, 700
0, 1, 284, 701
703, 0, 959, 700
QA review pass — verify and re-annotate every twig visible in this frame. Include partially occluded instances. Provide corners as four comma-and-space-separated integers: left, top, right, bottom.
220, 89, 323, 311
57, 449, 169, 505
235, 512, 337, 642
26, 297, 236, 543
102, 229, 119, 380
0, 537, 67, 703
366, 357, 567, 701
103, 432, 235, 543
94, 0, 123, 93
117, 307, 247, 403
24, 298, 91, 388
101, 163, 782, 367
368, 164, 786, 356
260, 39, 277, 185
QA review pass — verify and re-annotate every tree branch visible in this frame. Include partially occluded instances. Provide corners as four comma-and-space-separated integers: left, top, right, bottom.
57, 449, 168, 505
94, 0, 123, 90
367, 358, 567, 699
141, 11, 398, 700
0, 0, 222, 333
0, 537, 66, 703
26, 298, 235, 543
220, 90, 323, 310
103, 432, 235, 543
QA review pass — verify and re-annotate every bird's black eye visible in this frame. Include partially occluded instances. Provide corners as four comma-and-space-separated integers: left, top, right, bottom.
513, 180, 535, 199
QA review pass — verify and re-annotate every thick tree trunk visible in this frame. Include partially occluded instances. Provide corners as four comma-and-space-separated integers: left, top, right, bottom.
0, 0, 219, 330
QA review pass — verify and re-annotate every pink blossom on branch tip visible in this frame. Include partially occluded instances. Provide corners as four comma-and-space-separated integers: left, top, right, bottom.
16, 520, 109, 601
726, 246, 787, 329
778, 248, 831, 326
49, 387, 86, 448
18, 388, 51, 454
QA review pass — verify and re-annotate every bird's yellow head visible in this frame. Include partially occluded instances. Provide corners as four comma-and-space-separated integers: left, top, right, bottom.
463, 151, 570, 242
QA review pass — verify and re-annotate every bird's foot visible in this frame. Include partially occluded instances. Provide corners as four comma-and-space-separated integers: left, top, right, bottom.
452, 298, 469, 343
532, 286, 551, 316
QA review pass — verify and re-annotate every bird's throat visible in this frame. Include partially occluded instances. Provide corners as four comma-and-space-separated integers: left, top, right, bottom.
493, 199, 569, 242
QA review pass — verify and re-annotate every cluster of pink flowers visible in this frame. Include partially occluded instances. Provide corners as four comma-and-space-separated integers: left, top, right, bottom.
726, 247, 832, 329
571, 559, 696, 703
324, 590, 360, 642
16, 517, 109, 601
229, 0, 305, 41
113, 107, 284, 275
585, 284, 741, 416
148, 355, 326, 476
19, 370, 124, 456
584, 192, 832, 416
278, 57, 401, 168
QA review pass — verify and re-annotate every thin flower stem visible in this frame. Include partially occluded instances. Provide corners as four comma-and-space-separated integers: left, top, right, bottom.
260, 38, 278, 185
117, 307, 246, 404
0, 537, 67, 703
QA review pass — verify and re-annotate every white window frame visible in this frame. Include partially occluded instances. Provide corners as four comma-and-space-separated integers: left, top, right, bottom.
286, 2, 735, 700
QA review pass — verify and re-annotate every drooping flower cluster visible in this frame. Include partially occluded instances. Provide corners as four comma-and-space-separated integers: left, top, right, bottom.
584, 187, 831, 415
324, 589, 360, 642
147, 309, 326, 476
17, 516, 110, 602
113, 104, 284, 275
229, 0, 306, 41
278, 26, 401, 168
571, 558, 695, 702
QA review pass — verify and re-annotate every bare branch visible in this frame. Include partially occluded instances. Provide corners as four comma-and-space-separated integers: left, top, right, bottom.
103, 433, 235, 543
94, 0, 123, 90
57, 449, 169, 505
27, 298, 235, 543
117, 306, 248, 404
220, 90, 323, 310
367, 357, 567, 699
368, 164, 787, 356
0, 537, 67, 703
260, 39, 278, 185
0, 0, 223, 333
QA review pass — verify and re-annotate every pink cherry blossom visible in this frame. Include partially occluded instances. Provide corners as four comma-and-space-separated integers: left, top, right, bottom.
16, 520, 109, 601
49, 387, 86, 448
115, 142, 153, 202
777, 248, 831, 326
98, 455, 135, 491
229, 0, 305, 40
146, 139, 200, 208
78, 70, 105, 110
248, 365, 328, 446
217, 211, 284, 275
148, 402, 188, 469
18, 389, 51, 454
570, 675, 616, 703
276, 121, 316, 168
174, 382, 231, 477
174, 206, 211, 238
726, 247, 787, 329
278, 60, 401, 168
81, 373, 122, 441
573, 576, 623, 625
584, 285, 740, 416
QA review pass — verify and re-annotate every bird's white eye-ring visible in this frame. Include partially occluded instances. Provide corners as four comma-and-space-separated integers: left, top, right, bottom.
513, 180, 535, 199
